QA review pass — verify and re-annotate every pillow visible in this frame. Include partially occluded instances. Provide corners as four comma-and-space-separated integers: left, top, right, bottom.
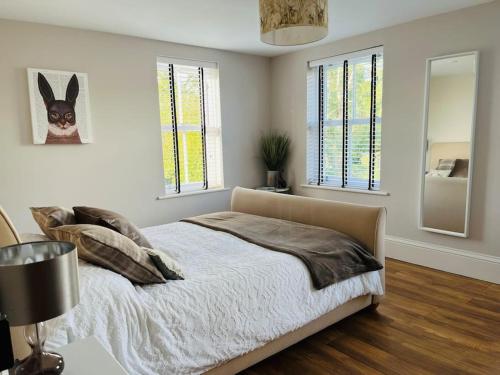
450, 159, 469, 178
434, 159, 456, 177
428, 169, 451, 177
143, 248, 184, 280
30, 207, 76, 238
49, 224, 165, 284
73, 207, 151, 248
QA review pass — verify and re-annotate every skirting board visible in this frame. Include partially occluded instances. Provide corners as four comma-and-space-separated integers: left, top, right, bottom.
385, 236, 500, 284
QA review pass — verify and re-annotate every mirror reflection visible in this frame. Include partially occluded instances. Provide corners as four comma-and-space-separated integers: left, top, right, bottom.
421, 53, 477, 236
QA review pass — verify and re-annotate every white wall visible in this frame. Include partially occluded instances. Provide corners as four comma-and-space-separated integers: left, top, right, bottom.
427, 74, 474, 144
426, 74, 474, 170
0, 20, 271, 232
270, 1, 500, 258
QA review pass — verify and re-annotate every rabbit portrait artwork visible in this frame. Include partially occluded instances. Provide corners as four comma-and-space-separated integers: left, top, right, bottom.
38, 73, 81, 144
28, 68, 92, 144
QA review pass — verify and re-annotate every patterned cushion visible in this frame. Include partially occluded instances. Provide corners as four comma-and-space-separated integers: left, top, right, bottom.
49, 224, 165, 284
30, 207, 76, 238
73, 207, 152, 248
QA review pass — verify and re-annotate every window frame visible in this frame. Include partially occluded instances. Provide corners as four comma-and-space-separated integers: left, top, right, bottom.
307, 46, 383, 191
156, 58, 223, 196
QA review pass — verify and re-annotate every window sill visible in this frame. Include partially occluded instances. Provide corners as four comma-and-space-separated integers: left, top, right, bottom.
157, 187, 230, 200
300, 184, 390, 196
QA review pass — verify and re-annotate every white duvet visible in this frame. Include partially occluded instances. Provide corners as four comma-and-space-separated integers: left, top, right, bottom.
46, 222, 383, 374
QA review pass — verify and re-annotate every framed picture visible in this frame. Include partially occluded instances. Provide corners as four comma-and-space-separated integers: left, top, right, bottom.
27, 68, 92, 144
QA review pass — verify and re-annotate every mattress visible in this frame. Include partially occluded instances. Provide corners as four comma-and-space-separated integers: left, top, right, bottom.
46, 222, 383, 374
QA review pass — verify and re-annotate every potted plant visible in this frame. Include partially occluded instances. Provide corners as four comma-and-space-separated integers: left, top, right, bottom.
260, 131, 290, 188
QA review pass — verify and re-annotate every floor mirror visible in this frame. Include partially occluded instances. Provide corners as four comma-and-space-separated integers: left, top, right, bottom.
419, 51, 479, 237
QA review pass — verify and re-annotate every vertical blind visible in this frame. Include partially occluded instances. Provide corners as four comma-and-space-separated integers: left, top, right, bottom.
307, 47, 383, 190
157, 58, 223, 194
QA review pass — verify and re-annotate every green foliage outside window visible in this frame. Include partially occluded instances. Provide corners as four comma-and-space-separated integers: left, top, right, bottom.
322, 59, 383, 184
158, 69, 204, 187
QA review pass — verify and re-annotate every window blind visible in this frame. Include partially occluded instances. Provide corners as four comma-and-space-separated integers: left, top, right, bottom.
307, 47, 383, 190
157, 58, 223, 194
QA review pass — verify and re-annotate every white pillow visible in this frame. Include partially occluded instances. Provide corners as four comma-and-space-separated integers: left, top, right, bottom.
428, 169, 451, 177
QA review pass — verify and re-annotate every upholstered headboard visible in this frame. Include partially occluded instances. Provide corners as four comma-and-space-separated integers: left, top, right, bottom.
231, 187, 385, 254
0, 206, 21, 246
0, 206, 30, 360
429, 142, 470, 169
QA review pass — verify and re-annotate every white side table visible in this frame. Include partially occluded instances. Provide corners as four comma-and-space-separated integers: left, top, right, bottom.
255, 186, 291, 194
56, 337, 128, 375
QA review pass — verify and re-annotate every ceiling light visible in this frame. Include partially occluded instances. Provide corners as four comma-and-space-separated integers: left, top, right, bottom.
259, 0, 328, 46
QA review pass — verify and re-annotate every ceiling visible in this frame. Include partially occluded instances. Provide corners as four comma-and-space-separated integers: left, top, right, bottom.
0, 0, 493, 57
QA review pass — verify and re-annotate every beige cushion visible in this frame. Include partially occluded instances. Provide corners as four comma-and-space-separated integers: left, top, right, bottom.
30, 207, 76, 238
50, 224, 165, 284
73, 206, 152, 248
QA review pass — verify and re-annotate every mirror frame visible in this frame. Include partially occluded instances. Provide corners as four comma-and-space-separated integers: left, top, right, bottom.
419, 51, 479, 238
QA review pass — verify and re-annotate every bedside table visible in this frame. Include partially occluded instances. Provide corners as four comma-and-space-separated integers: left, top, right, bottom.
255, 187, 291, 194
56, 337, 128, 375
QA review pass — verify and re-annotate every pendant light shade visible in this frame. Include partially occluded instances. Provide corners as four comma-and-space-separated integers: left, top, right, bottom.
259, 0, 328, 46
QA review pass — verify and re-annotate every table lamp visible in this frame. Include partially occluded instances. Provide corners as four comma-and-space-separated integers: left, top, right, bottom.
0, 241, 79, 374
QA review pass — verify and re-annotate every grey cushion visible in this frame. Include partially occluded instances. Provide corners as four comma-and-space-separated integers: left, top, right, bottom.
73, 206, 151, 248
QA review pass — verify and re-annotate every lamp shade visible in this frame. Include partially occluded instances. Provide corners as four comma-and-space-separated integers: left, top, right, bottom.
0, 241, 79, 326
259, 0, 328, 46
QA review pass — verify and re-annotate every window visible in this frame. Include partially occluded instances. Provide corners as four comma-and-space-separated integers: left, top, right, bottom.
307, 47, 383, 190
157, 58, 223, 195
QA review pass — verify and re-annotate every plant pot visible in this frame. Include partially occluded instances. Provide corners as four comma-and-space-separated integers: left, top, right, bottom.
266, 170, 280, 187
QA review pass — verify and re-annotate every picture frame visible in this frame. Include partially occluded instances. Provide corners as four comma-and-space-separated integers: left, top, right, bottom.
27, 68, 93, 144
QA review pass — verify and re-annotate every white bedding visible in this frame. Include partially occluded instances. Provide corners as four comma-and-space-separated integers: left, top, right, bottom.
46, 222, 383, 374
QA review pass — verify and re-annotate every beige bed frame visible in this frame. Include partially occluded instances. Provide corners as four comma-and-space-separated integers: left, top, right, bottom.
206, 187, 386, 374
1, 188, 386, 374
0, 206, 31, 360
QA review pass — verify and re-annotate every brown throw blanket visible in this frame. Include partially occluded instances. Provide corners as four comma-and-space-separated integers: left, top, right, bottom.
181, 211, 382, 289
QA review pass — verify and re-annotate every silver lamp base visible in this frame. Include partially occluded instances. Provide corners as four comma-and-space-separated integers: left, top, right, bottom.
14, 351, 64, 375
12, 323, 64, 375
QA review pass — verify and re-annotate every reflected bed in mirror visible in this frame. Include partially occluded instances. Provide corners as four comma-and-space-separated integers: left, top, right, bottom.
420, 52, 478, 237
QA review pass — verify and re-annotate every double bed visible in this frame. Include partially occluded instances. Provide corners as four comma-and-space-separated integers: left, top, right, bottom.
3, 187, 386, 374
423, 142, 470, 233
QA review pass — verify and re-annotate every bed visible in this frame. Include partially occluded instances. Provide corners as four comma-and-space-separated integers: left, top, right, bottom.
422, 142, 470, 233
423, 175, 467, 233
2, 187, 386, 374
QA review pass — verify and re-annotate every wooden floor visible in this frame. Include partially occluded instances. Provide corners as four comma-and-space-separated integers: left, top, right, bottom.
241, 259, 500, 375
